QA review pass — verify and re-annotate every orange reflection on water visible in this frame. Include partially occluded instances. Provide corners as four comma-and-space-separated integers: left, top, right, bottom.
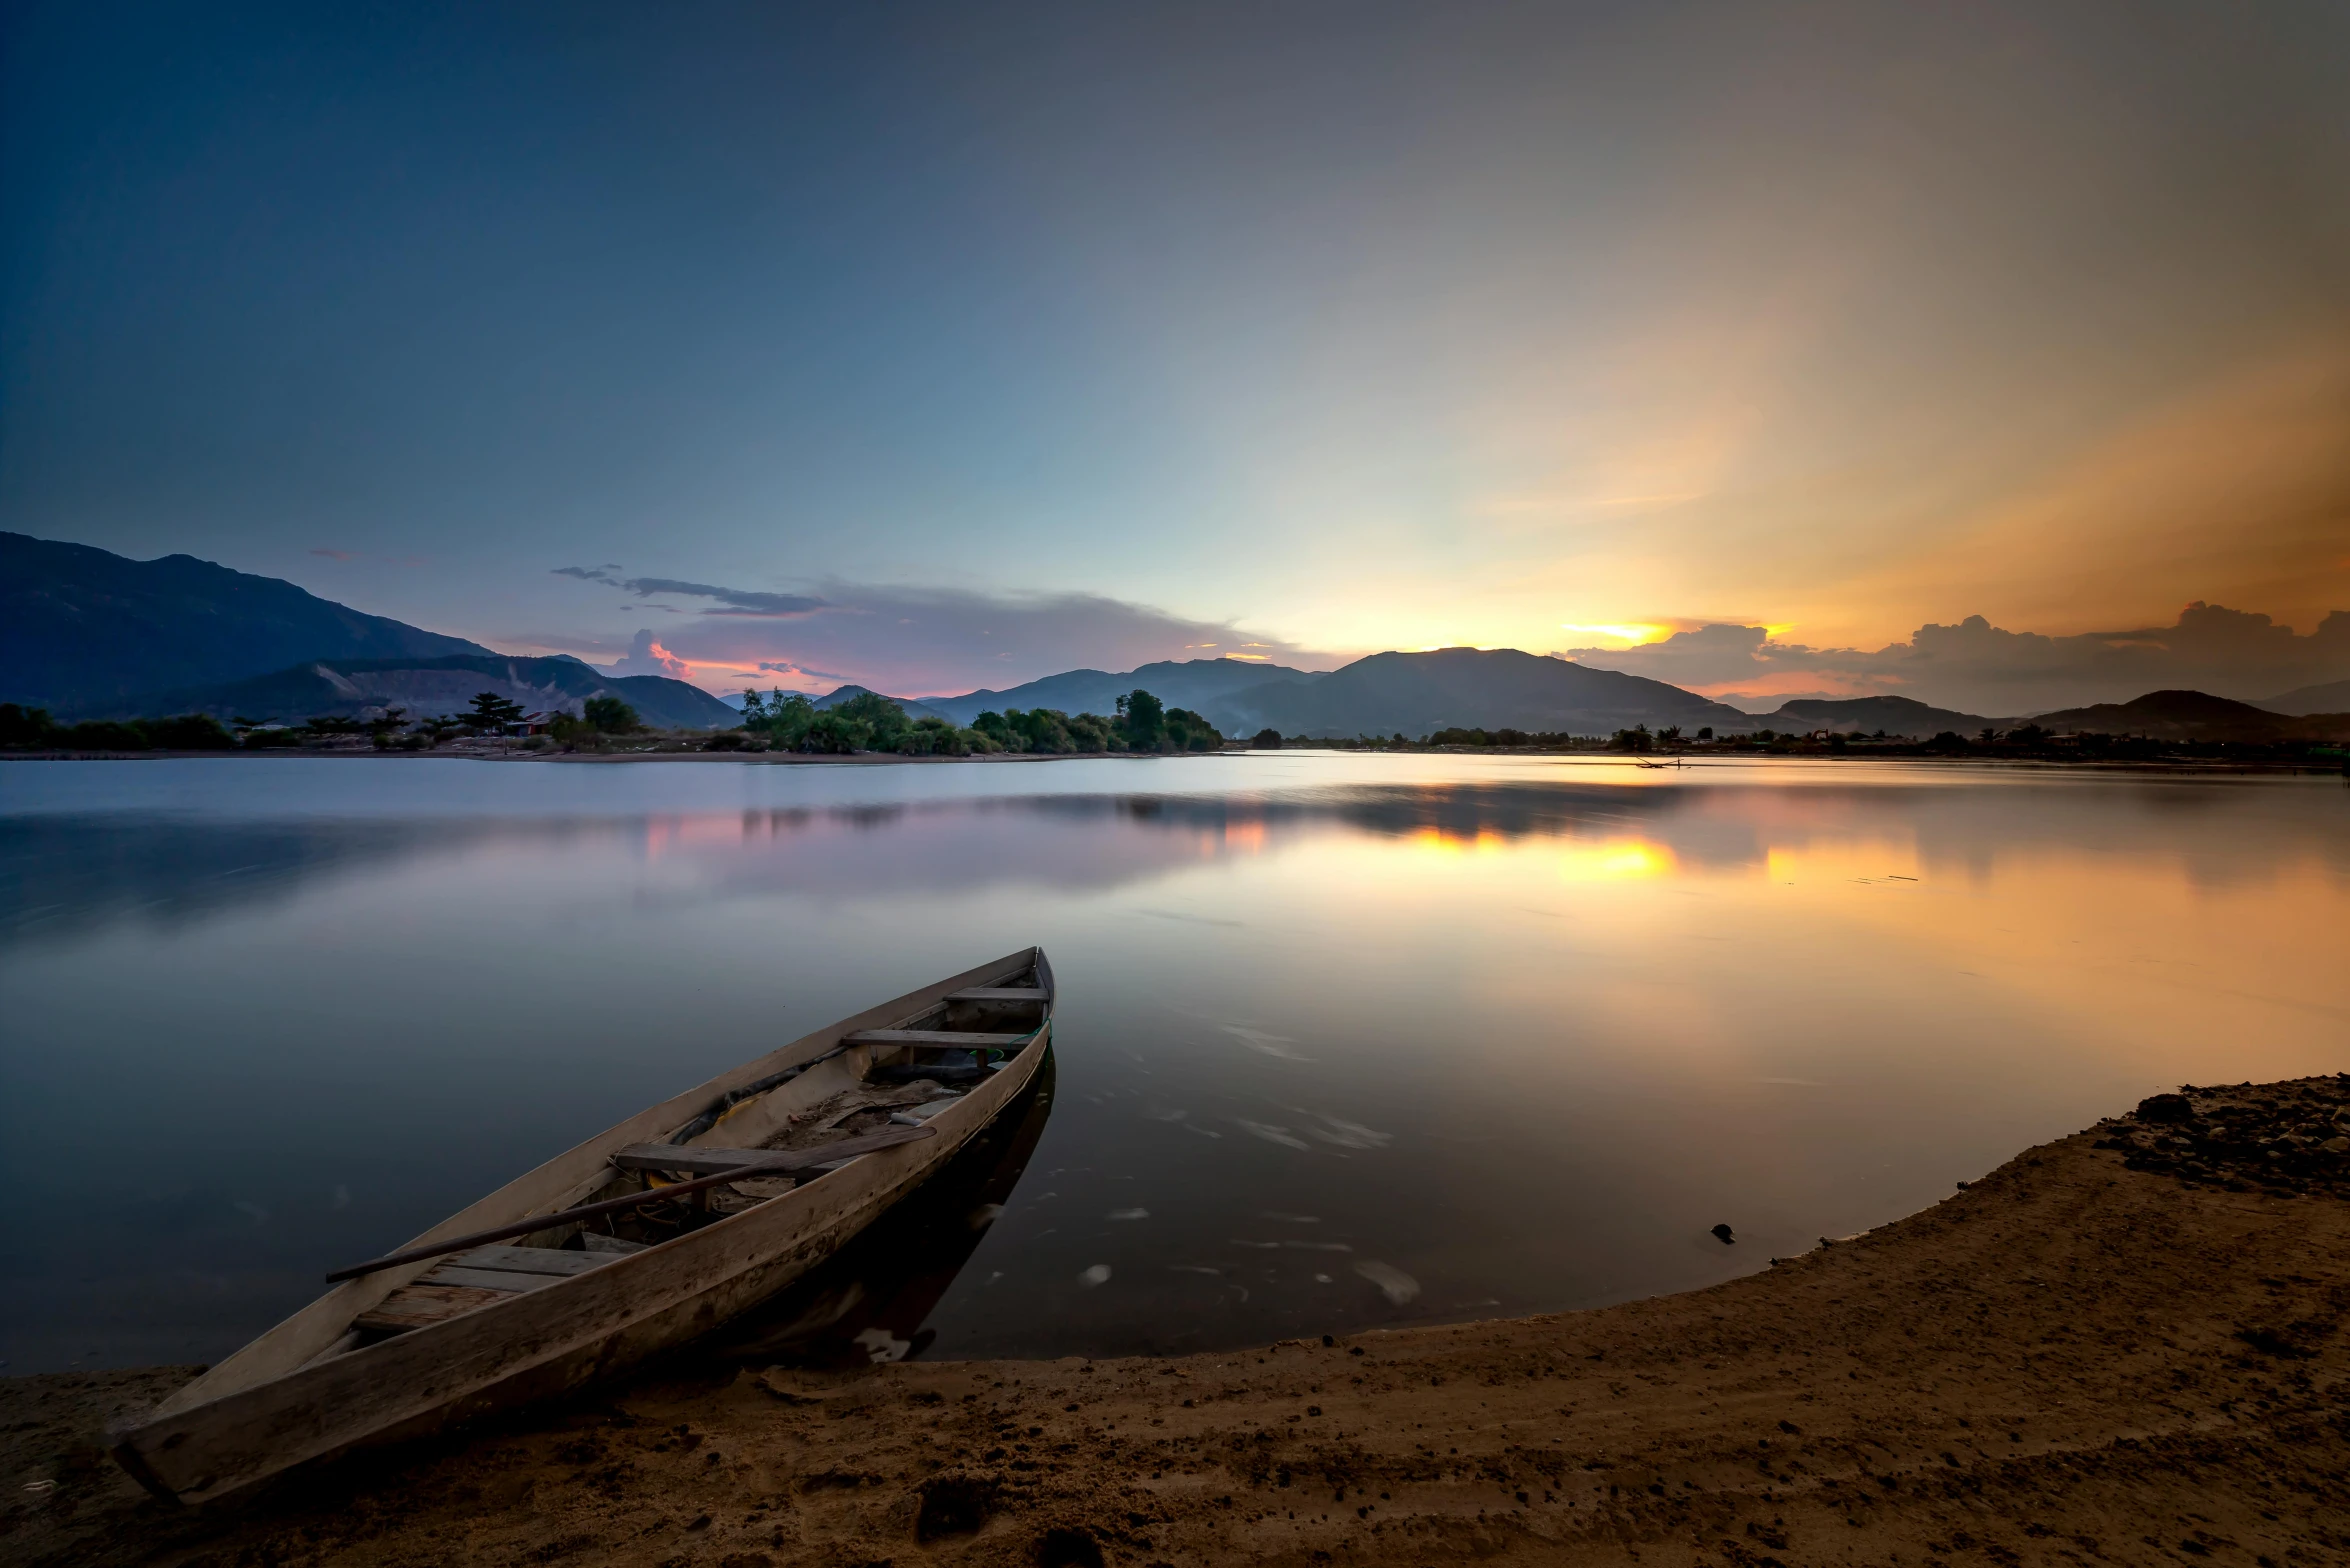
1763, 841, 1921, 885
1405, 826, 1512, 856
1557, 838, 1677, 882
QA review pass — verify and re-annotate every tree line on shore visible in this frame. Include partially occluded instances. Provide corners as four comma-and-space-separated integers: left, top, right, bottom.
0, 691, 646, 752
733, 688, 1222, 755
5, 693, 2340, 768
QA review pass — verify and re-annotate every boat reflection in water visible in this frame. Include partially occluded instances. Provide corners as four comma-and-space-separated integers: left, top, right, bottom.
708, 1052, 1056, 1369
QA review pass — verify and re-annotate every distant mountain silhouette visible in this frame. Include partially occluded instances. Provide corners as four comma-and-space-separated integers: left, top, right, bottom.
921, 658, 1324, 726
2032, 689, 2350, 743
812, 685, 953, 723
2257, 678, 2350, 717
1761, 695, 1997, 737
3, 532, 493, 714
103, 654, 738, 730
1215, 648, 1757, 738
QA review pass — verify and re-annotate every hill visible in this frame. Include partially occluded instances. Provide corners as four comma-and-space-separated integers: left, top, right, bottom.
2258, 678, 2350, 717
811, 685, 952, 724
1219, 648, 1758, 738
103, 655, 739, 730
920, 658, 1323, 726
2032, 689, 2350, 743
1761, 695, 1997, 737
2, 532, 493, 714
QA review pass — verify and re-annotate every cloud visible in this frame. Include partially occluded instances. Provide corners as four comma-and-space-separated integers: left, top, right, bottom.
606, 630, 694, 681
552, 567, 825, 617
1569, 602, 2350, 716
555, 568, 1329, 696
618, 578, 829, 617
755, 659, 854, 682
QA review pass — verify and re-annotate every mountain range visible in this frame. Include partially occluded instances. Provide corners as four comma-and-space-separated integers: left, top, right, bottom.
911, 659, 1326, 727
2026, 690, 2350, 744
112, 654, 740, 730
1200, 647, 1757, 737
2, 533, 728, 725
1762, 695, 2000, 736
2, 531, 493, 713
2259, 679, 2350, 717
5, 533, 2346, 742
897, 660, 2006, 740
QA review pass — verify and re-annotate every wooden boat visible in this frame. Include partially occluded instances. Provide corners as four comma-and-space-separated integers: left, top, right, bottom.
111, 947, 1055, 1504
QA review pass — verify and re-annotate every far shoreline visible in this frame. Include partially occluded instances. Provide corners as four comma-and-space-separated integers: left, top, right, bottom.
0, 745, 2338, 776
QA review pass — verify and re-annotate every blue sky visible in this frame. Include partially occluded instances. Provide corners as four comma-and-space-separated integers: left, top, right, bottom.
4, 1, 2346, 702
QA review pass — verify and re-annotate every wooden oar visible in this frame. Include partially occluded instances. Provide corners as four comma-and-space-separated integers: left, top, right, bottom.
323, 1125, 937, 1283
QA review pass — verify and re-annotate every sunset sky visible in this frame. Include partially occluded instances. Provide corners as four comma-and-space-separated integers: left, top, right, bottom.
4, 2, 2346, 708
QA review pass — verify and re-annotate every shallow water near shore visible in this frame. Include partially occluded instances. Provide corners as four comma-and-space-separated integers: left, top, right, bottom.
2, 753, 2345, 1376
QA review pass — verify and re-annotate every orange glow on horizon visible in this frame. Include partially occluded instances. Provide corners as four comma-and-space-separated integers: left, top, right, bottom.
1559, 622, 1672, 647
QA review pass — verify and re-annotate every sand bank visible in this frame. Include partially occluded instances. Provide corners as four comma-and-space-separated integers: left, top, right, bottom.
6, 1078, 2346, 1567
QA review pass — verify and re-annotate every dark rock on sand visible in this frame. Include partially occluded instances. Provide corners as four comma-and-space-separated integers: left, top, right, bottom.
2097, 1075, 2350, 1197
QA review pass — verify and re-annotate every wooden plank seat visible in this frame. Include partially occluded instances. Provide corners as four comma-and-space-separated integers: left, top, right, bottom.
353, 1245, 616, 1334
944, 987, 1049, 1002
608, 1125, 932, 1178
841, 1029, 1032, 1049
610, 1144, 810, 1178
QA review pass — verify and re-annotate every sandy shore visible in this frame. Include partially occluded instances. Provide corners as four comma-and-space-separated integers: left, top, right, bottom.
7, 1078, 2346, 1567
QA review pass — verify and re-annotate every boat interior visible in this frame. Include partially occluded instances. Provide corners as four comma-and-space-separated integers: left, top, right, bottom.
338, 956, 1053, 1347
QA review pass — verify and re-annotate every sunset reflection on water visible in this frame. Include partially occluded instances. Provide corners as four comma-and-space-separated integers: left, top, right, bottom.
2, 755, 2344, 1372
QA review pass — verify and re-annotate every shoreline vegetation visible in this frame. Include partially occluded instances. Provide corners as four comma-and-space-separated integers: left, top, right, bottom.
4, 690, 2345, 773
6, 678, 2349, 776
8, 1076, 2347, 1565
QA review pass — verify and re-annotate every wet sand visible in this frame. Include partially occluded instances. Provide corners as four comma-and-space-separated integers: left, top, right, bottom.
7, 1078, 2346, 1567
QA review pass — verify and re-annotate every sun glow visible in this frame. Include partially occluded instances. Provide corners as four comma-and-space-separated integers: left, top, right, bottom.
1559, 622, 1670, 647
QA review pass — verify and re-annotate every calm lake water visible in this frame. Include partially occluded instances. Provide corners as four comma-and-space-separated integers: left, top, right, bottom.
3, 754, 2345, 1376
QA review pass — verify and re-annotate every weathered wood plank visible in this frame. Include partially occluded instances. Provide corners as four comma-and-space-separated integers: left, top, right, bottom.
420, 1265, 571, 1295
451, 1245, 608, 1277
944, 987, 1049, 1002
841, 1029, 1033, 1048
608, 1125, 932, 1177
579, 1234, 649, 1255
352, 1284, 513, 1334
609, 1145, 797, 1176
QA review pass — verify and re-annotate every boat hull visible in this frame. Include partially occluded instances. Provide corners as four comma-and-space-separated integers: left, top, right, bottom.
112, 950, 1049, 1504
